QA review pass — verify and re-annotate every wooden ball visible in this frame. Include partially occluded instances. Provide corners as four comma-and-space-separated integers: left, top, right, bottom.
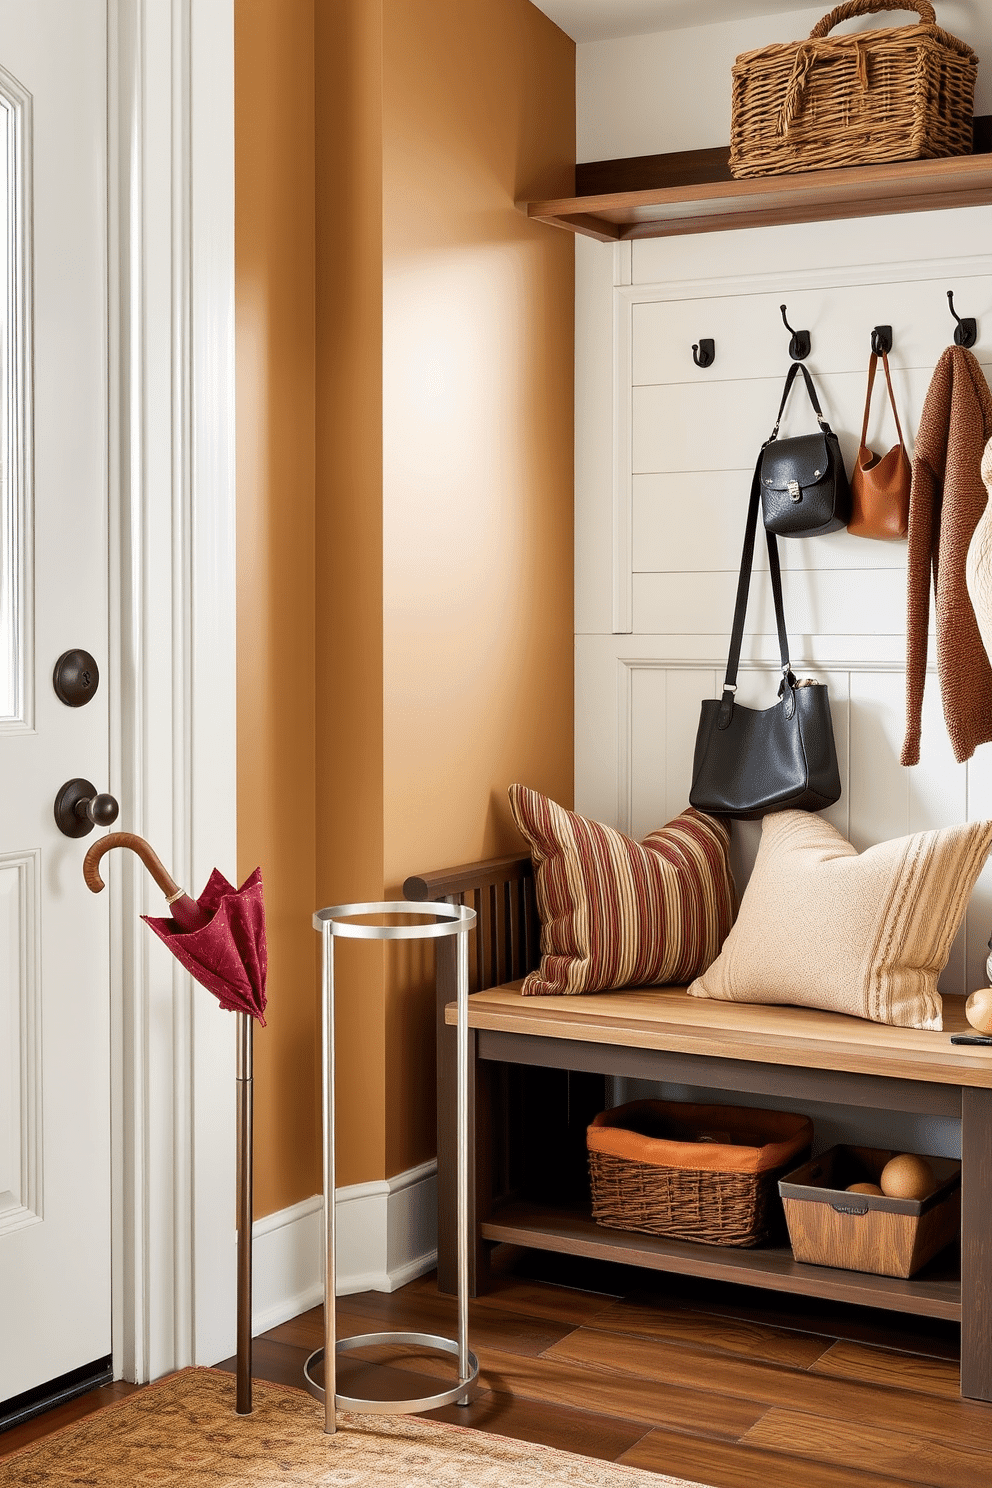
846, 1182, 883, 1195
879, 1153, 935, 1201
966, 987, 992, 1034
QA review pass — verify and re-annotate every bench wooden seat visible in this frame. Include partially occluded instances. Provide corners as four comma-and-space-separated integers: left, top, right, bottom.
406, 851, 992, 1404
444, 982, 992, 1089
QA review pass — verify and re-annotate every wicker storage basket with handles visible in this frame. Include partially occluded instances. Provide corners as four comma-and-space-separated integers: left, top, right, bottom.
729, 0, 978, 179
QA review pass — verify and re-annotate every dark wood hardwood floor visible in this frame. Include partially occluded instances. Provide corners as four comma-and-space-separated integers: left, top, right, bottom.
4, 1246, 990, 1487
0, 1381, 139, 1461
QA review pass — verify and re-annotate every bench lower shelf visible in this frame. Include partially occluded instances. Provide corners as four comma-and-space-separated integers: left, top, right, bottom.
480, 1200, 961, 1322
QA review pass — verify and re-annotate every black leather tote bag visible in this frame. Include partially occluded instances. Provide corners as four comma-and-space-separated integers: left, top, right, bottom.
760, 363, 851, 537
689, 458, 842, 821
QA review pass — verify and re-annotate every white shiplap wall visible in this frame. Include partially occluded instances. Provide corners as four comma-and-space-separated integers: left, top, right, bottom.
575, 207, 992, 1012
573, 5, 992, 1156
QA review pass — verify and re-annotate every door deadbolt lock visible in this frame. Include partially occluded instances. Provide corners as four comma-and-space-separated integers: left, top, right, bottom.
54, 779, 120, 838
53, 649, 100, 707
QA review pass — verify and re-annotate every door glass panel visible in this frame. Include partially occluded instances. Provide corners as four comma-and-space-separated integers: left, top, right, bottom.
0, 101, 12, 719
0, 86, 27, 728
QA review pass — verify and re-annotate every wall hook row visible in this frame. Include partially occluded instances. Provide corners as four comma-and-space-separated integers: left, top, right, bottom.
780, 304, 811, 361
871, 325, 893, 356
947, 289, 978, 349
694, 299, 977, 367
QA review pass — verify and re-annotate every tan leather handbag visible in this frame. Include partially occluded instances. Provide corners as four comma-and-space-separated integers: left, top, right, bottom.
848, 351, 911, 540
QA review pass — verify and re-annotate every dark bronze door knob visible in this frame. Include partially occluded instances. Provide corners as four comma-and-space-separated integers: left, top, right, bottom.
54, 779, 120, 838
53, 649, 100, 706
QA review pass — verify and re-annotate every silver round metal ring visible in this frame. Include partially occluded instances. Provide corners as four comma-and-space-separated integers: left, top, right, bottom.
302, 1331, 480, 1415
312, 900, 477, 940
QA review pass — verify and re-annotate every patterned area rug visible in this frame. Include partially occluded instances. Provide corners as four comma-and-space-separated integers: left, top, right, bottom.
0, 1369, 712, 1487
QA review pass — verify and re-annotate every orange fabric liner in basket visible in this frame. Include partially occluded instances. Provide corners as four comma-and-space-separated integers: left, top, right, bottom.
587, 1100, 813, 1175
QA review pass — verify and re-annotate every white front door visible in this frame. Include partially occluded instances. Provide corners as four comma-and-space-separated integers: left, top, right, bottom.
0, 0, 111, 1407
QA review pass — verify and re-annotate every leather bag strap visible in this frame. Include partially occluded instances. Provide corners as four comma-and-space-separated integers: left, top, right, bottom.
862, 352, 910, 446
859, 354, 878, 447
768, 361, 832, 441
860, 351, 905, 448
720, 455, 793, 723
880, 352, 905, 446
766, 528, 791, 674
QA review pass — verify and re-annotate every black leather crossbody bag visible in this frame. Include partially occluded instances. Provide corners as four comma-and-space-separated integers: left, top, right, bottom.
689, 456, 842, 821
760, 363, 850, 537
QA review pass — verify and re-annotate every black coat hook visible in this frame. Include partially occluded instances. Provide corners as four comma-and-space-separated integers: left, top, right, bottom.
780, 304, 811, 361
871, 325, 893, 356
692, 338, 715, 369
947, 289, 978, 349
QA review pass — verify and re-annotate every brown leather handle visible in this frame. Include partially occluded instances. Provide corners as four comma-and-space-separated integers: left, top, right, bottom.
83, 831, 182, 899
860, 351, 906, 449
810, 0, 935, 38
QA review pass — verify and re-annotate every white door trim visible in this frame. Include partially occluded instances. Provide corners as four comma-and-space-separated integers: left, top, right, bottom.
108, 0, 237, 1382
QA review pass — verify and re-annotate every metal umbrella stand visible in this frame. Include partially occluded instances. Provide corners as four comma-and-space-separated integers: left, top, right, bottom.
235, 1012, 254, 1413
304, 900, 479, 1434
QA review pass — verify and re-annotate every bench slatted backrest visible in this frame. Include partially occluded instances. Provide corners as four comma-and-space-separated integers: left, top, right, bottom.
404, 853, 540, 992
403, 853, 539, 1292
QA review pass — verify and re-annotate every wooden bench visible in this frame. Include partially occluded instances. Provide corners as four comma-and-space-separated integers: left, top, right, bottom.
404, 853, 992, 1404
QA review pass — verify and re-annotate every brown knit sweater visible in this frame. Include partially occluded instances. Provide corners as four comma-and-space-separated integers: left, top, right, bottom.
902, 347, 992, 766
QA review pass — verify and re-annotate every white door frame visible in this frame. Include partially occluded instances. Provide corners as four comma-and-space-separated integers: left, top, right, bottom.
108, 0, 237, 1382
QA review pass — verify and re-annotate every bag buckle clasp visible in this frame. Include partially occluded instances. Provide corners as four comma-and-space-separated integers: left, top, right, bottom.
787, 478, 801, 502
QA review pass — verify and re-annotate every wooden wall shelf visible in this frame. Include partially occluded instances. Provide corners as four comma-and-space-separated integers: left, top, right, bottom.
525, 152, 992, 242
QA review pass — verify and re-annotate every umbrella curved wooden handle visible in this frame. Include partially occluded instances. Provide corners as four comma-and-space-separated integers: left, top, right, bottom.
83, 831, 182, 900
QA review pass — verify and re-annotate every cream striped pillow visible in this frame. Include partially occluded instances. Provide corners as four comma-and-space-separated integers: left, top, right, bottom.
508, 786, 736, 996
690, 810, 992, 1030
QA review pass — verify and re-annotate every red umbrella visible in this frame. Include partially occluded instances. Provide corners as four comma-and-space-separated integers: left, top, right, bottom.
84, 833, 267, 1022
145, 868, 267, 1023
83, 831, 266, 1414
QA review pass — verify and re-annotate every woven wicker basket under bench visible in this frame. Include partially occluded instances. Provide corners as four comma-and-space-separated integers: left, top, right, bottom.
404, 852, 992, 1404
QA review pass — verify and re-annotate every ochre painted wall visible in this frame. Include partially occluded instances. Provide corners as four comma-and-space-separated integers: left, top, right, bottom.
235, 0, 319, 1217
380, 0, 575, 1177
238, 0, 574, 1206
313, 0, 575, 1187
314, 0, 389, 1190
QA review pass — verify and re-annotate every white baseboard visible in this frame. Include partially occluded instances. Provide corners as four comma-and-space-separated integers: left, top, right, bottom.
250, 1195, 325, 1336
250, 1159, 438, 1335
334, 1157, 439, 1295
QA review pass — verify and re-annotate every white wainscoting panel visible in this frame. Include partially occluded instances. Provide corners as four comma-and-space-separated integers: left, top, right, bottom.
0, 850, 41, 1235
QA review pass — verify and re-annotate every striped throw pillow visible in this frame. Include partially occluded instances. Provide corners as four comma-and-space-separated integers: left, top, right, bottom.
690, 810, 992, 1029
508, 785, 736, 997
